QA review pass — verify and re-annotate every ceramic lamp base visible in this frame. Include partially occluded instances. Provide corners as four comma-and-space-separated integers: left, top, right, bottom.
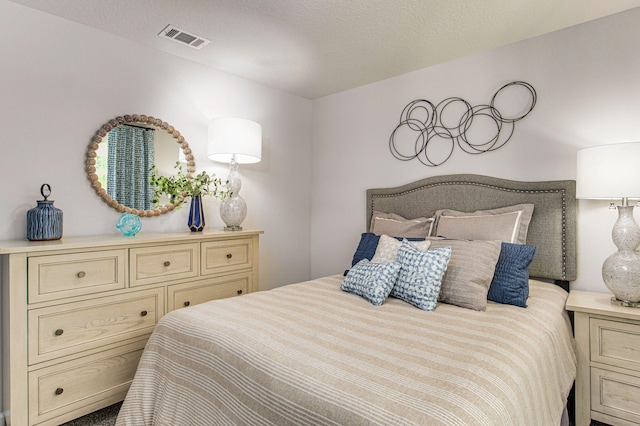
611, 297, 640, 308
220, 159, 247, 231
220, 195, 247, 230
602, 205, 640, 304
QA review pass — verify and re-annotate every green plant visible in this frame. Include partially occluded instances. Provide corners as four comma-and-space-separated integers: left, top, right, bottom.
149, 162, 228, 208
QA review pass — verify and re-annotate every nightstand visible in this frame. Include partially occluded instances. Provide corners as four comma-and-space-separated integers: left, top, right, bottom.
566, 290, 640, 426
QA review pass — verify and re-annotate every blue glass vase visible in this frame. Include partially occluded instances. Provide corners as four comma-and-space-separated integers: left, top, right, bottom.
26, 184, 63, 241
188, 195, 205, 232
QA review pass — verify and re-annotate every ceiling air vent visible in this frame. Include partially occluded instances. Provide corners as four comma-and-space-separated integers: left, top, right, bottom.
158, 24, 210, 50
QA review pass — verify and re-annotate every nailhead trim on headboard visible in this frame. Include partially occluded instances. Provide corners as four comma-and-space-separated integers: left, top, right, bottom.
367, 175, 576, 282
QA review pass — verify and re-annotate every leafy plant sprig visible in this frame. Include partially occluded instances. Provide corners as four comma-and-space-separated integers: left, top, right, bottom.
149, 162, 229, 208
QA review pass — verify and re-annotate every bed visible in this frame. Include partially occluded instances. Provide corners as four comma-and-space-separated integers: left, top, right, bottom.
116, 174, 577, 426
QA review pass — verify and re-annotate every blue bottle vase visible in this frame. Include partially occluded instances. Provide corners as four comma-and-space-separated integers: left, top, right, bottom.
27, 184, 63, 241
188, 195, 205, 232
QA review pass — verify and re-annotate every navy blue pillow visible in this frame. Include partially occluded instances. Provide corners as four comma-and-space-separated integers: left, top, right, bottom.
351, 233, 381, 267
346, 233, 426, 276
488, 242, 537, 308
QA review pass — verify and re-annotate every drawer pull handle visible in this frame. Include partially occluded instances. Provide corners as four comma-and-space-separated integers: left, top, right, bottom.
163, 261, 171, 267
140, 310, 148, 317
237, 289, 243, 295
54, 329, 64, 336
183, 301, 191, 307
55, 388, 64, 395
77, 271, 86, 278
226, 253, 233, 259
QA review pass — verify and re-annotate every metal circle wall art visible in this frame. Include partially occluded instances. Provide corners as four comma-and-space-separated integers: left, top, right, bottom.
389, 81, 537, 166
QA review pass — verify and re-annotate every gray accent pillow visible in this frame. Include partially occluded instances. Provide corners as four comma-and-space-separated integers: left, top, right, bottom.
428, 239, 502, 311
370, 211, 434, 238
433, 204, 534, 244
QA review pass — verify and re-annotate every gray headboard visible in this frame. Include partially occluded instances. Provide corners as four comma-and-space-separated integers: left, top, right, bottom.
366, 174, 576, 283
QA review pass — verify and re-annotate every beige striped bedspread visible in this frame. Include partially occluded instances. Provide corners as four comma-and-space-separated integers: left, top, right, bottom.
116, 275, 576, 426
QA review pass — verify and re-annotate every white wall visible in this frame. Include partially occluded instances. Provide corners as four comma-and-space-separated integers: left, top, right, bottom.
311, 7, 640, 294
1, 1, 639, 421
0, 0, 313, 290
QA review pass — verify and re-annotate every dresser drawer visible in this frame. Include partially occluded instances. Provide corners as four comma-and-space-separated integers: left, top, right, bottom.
167, 272, 251, 312
29, 341, 144, 425
590, 317, 640, 371
28, 249, 127, 303
201, 238, 253, 276
130, 243, 199, 287
591, 367, 640, 424
28, 288, 163, 364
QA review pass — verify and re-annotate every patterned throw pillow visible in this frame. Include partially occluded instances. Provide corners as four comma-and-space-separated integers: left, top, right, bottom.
341, 259, 401, 306
371, 234, 431, 263
488, 242, 537, 307
391, 241, 452, 311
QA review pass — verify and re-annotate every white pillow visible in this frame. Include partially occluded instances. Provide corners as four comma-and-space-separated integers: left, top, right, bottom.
371, 234, 431, 263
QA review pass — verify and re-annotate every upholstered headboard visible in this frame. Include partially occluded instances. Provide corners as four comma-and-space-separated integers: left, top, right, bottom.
366, 174, 576, 283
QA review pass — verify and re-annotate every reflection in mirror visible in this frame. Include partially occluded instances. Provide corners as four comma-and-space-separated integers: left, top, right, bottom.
101, 124, 155, 210
86, 115, 196, 217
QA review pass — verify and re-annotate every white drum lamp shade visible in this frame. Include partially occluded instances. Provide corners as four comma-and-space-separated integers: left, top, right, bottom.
576, 142, 640, 200
208, 118, 262, 164
207, 118, 262, 231
577, 142, 640, 306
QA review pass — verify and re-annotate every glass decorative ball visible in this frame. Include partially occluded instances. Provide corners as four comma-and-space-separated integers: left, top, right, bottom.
116, 212, 142, 237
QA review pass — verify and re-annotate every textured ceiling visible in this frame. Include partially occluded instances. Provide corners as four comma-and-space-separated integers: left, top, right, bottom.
9, 0, 640, 99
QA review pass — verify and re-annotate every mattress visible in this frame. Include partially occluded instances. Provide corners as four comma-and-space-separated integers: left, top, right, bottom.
116, 275, 576, 426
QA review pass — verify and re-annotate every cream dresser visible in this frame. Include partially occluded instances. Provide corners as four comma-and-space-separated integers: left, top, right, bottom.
566, 290, 640, 426
0, 229, 262, 426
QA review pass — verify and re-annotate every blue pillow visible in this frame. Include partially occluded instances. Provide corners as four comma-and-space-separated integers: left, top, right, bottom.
488, 242, 537, 308
341, 259, 401, 306
390, 241, 452, 311
351, 233, 381, 267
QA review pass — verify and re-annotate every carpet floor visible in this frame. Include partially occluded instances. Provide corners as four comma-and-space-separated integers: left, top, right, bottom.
59, 402, 121, 426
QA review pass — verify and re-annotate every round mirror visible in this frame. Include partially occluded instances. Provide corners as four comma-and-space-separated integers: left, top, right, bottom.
85, 114, 196, 216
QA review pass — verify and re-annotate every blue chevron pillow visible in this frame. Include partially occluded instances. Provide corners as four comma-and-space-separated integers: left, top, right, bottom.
341, 259, 401, 306
391, 241, 452, 311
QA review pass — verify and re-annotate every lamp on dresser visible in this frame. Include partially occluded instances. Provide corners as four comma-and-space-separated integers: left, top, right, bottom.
208, 117, 262, 231
577, 141, 640, 307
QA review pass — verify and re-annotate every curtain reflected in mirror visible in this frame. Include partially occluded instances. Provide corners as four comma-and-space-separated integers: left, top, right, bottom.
96, 125, 155, 211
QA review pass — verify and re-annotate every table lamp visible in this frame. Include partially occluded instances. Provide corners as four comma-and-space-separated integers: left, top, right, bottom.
208, 118, 262, 231
577, 142, 640, 307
